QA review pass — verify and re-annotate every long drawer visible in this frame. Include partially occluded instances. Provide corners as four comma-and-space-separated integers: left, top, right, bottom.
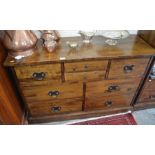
65, 71, 105, 82
108, 58, 150, 79
21, 82, 83, 103
28, 98, 82, 116
65, 60, 108, 72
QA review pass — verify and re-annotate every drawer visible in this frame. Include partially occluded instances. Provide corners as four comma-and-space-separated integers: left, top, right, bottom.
22, 82, 83, 103
65, 60, 108, 72
139, 89, 155, 102
86, 78, 141, 98
65, 71, 105, 82
28, 98, 82, 116
85, 94, 132, 111
138, 79, 155, 102
142, 78, 155, 90
14, 63, 61, 81
108, 58, 150, 79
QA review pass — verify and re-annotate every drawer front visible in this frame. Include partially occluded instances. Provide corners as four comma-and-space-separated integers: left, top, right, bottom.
139, 90, 155, 102
85, 94, 132, 111
138, 79, 155, 102
65, 60, 108, 72
28, 99, 82, 116
86, 78, 141, 98
15, 63, 61, 81
22, 82, 83, 103
108, 58, 150, 79
65, 71, 105, 82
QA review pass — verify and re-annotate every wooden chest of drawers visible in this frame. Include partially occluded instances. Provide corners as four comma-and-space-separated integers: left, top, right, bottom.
4, 35, 155, 123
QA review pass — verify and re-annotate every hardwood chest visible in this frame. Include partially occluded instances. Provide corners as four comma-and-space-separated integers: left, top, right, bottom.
4, 35, 155, 123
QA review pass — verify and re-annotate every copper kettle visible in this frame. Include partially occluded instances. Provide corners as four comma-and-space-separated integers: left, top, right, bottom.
3, 30, 38, 58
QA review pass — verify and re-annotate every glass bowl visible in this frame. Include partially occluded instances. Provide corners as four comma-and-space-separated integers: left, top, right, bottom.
102, 30, 129, 46
78, 31, 95, 43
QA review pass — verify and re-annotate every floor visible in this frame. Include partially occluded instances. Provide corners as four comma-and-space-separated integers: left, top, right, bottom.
133, 108, 155, 125
41, 108, 155, 125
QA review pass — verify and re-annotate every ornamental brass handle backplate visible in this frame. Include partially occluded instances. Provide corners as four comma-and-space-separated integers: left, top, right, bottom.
32, 72, 46, 80
123, 65, 134, 73
52, 106, 61, 112
105, 101, 113, 107
48, 91, 60, 98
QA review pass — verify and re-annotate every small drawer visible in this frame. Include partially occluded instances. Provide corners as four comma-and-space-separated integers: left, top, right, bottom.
86, 78, 141, 98
65, 60, 108, 72
65, 71, 106, 82
14, 63, 61, 81
28, 98, 82, 116
108, 58, 150, 79
85, 94, 132, 111
22, 82, 83, 103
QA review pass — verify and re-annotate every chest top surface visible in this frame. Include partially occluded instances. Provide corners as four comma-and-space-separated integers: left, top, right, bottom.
4, 35, 155, 66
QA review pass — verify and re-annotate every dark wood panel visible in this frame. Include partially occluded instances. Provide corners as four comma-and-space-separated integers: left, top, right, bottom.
108, 58, 150, 79
0, 43, 24, 124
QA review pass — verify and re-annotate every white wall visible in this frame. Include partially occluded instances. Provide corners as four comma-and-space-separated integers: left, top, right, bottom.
34, 30, 138, 38
58, 30, 138, 37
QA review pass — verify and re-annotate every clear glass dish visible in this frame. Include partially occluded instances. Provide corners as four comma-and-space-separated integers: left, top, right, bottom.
102, 30, 129, 45
78, 31, 95, 43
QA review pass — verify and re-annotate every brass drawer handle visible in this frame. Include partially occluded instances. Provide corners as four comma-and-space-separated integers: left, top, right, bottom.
48, 91, 60, 98
32, 72, 46, 80
51, 106, 61, 112
105, 101, 113, 107
105, 85, 120, 93
123, 65, 134, 73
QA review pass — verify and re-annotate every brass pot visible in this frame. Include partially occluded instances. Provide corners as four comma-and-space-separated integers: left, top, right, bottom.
3, 30, 38, 58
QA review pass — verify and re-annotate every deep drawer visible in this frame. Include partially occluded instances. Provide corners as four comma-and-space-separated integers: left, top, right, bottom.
85, 94, 132, 111
86, 78, 141, 98
21, 82, 83, 103
14, 63, 61, 81
108, 58, 150, 79
28, 98, 82, 116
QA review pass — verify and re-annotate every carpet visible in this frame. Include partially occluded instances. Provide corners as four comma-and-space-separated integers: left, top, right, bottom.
71, 113, 137, 125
